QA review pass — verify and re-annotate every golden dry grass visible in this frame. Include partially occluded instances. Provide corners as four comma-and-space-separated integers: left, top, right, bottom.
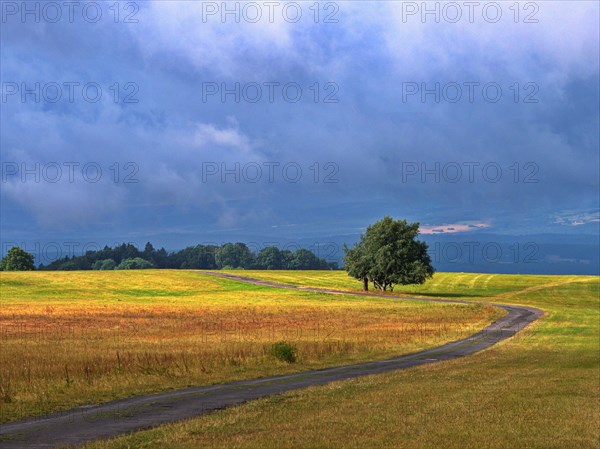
82, 272, 600, 449
0, 270, 499, 423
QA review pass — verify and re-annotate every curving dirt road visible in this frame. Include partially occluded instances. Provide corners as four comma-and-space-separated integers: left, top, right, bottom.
0, 272, 543, 449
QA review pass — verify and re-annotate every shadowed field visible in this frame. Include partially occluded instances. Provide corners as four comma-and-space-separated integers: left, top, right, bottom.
0, 270, 499, 423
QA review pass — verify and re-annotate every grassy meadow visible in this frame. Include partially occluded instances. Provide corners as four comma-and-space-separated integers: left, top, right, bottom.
0, 270, 499, 423
80, 271, 600, 449
223, 270, 589, 300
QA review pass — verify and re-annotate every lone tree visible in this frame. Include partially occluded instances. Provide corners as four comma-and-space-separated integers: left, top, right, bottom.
0, 246, 35, 271
343, 216, 434, 291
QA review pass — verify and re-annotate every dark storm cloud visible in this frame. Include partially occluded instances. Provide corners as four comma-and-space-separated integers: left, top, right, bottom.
1, 1, 598, 243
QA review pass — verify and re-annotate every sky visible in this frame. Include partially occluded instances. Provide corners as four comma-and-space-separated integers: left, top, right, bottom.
1, 1, 599, 255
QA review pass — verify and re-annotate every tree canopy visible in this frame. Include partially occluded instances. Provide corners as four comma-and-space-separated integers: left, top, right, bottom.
0, 246, 35, 271
343, 216, 434, 291
40, 242, 337, 271
92, 259, 117, 270
115, 258, 155, 270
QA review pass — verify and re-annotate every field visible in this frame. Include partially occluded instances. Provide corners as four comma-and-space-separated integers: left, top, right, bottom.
75, 271, 599, 449
222, 270, 588, 300
0, 270, 500, 423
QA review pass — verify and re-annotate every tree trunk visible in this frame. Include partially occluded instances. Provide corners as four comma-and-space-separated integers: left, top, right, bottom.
362, 277, 369, 291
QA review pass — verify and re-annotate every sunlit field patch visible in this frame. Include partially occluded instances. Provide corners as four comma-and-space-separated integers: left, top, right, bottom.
82, 272, 600, 449
227, 270, 592, 301
0, 270, 499, 423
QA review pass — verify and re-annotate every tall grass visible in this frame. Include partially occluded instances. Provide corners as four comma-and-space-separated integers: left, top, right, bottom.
0, 270, 498, 422
82, 273, 600, 449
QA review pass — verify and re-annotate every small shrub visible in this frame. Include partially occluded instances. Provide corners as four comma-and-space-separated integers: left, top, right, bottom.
115, 258, 155, 270
92, 259, 116, 270
270, 341, 297, 363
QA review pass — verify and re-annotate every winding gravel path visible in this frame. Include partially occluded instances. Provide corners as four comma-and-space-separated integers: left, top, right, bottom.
0, 272, 543, 449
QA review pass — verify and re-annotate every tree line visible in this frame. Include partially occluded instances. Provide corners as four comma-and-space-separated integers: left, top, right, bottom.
2, 217, 435, 293
28, 242, 338, 271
